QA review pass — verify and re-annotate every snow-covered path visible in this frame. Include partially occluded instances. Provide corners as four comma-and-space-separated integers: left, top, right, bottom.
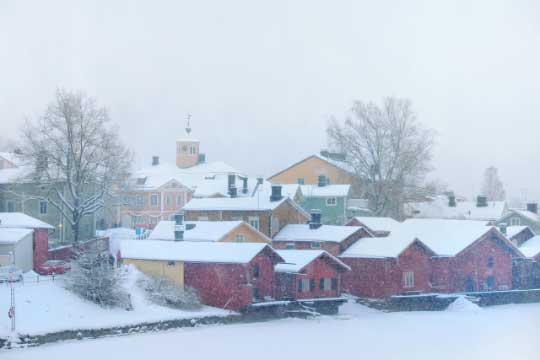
3, 301, 540, 360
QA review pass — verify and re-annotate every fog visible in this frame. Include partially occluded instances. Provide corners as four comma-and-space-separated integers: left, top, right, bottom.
1, 0, 539, 202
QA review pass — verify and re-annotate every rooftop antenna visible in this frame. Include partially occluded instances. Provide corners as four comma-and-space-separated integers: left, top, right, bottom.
185, 113, 192, 135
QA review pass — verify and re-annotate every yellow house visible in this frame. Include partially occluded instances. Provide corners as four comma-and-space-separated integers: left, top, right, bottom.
147, 220, 272, 243
268, 153, 362, 197
124, 258, 184, 287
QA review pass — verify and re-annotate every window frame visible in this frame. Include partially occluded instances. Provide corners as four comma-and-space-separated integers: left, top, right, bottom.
297, 178, 305, 185
39, 200, 48, 215
248, 216, 260, 231
150, 193, 159, 208
235, 234, 245, 243
403, 271, 415, 288
326, 197, 337, 206
310, 241, 322, 250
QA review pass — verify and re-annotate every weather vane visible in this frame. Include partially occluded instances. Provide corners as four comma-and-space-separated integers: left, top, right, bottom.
185, 113, 192, 135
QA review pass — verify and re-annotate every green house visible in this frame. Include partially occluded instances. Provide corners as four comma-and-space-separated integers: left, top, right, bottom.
299, 184, 351, 225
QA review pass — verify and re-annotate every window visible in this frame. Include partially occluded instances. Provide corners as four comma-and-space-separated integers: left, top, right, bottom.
149, 217, 158, 225
133, 216, 146, 225
248, 216, 260, 230
271, 216, 280, 236
486, 275, 495, 290
286, 243, 295, 250
319, 278, 324, 290
326, 197, 337, 206
167, 261, 176, 266
177, 194, 184, 207
235, 234, 245, 243
135, 195, 144, 208
165, 194, 171, 207
331, 278, 338, 291
510, 217, 520, 226
298, 278, 309, 293
309, 279, 315, 292
39, 200, 48, 215
403, 271, 414, 288
487, 256, 494, 268
310, 242, 321, 250
136, 177, 147, 185
150, 194, 159, 207
7, 201, 15, 212
297, 178, 305, 185
252, 264, 260, 279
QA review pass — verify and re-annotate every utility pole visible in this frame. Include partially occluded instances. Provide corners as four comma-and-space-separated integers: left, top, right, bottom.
8, 280, 15, 332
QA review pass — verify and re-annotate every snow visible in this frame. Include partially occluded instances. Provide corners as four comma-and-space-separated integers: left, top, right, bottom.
183, 195, 289, 211
504, 209, 540, 223
121, 240, 278, 264
505, 225, 530, 239
300, 184, 350, 197
518, 235, 540, 258
0, 212, 54, 229
446, 296, 481, 312
341, 219, 499, 258
96, 227, 137, 257
148, 220, 247, 242
275, 250, 350, 273
407, 196, 507, 221
0, 228, 32, 244
0, 267, 230, 337
4, 301, 540, 360
0, 152, 21, 167
351, 216, 401, 232
273, 224, 364, 243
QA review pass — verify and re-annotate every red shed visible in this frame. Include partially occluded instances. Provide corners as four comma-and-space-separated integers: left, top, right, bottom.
274, 250, 350, 300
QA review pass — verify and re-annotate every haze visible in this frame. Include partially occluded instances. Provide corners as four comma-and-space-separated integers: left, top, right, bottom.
1, 0, 539, 202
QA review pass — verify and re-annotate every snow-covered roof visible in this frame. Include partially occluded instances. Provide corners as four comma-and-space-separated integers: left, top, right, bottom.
0, 152, 22, 167
0, 166, 31, 184
183, 195, 292, 212
406, 196, 507, 221
273, 224, 365, 243
519, 235, 540, 258
350, 217, 401, 233
504, 226, 531, 239
275, 250, 350, 273
121, 240, 282, 264
147, 220, 268, 242
300, 184, 350, 198
0, 212, 54, 229
0, 228, 33, 244
130, 161, 244, 192
314, 154, 356, 174
341, 219, 499, 258
193, 176, 277, 199
501, 209, 540, 224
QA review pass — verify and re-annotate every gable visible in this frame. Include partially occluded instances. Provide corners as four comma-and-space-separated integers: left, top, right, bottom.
221, 222, 271, 244
268, 155, 355, 185
457, 229, 523, 259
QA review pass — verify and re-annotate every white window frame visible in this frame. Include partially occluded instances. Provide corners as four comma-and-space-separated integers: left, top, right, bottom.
286, 242, 296, 250
165, 194, 171, 207
39, 200, 48, 215
510, 217, 521, 226
135, 195, 144, 208
310, 242, 322, 250
302, 279, 310, 293
323, 278, 331, 291
326, 197, 337, 206
177, 194, 184, 207
297, 178, 305, 185
248, 216, 260, 231
150, 193, 159, 208
403, 271, 414, 288
235, 234, 245, 243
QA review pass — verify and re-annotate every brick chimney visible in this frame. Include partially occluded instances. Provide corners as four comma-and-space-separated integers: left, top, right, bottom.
270, 185, 283, 202
527, 203, 538, 214
476, 196, 488, 207
174, 213, 185, 241
309, 210, 322, 229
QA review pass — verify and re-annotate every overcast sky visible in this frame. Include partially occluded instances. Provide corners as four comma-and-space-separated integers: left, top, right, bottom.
1, 1, 539, 202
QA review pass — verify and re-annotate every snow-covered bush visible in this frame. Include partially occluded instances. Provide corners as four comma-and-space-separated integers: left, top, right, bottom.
64, 249, 131, 309
137, 275, 201, 310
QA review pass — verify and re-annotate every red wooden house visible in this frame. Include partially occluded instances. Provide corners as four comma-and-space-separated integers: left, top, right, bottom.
121, 240, 284, 311
340, 219, 524, 298
274, 250, 350, 300
272, 212, 371, 256
346, 216, 401, 237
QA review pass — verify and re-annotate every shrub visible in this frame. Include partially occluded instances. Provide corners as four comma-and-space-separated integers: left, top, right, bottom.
137, 275, 201, 310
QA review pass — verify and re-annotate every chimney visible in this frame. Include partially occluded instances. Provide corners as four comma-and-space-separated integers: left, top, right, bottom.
476, 195, 488, 207
242, 177, 248, 194
198, 153, 206, 164
309, 210, 322, 229
152, 156, 159, 166
318, 175, 327, 187
174, 213, 184, 241
270, 185, 283, 202
499, 223, 507, 235
257, 177, 264, 185
527, 203, 538, 214
229, 186, 237, 198
448, 194, 456, 207
228, 174, 236, 197
320, 150, 330, 158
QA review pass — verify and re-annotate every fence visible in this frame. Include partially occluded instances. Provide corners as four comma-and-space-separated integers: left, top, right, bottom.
48, 237, 110, 261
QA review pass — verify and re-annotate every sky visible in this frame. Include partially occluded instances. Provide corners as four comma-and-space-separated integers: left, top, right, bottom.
1, 0, 539, 202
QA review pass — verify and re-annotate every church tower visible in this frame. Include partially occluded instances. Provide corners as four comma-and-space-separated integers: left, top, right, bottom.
176, 114, 201, 169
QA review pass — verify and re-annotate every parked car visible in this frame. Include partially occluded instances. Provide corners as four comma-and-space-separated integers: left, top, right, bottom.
36, 260, 71, 275
0, 265, 23, 282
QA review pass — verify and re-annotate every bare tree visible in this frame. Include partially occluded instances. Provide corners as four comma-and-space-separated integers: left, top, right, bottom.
17, 89, 132, 242
327, 97, 434, 219
481, 166, 505, 201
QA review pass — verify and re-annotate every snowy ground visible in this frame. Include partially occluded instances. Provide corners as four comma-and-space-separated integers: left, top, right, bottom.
0, 267, 230, 337
3, 299, 540, 359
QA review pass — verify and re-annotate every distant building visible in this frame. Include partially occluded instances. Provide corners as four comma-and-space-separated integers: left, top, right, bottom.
346, 216, 401, 237
496, 203, 540, 233
0, 152, 95, 244
406, 194, 507, 222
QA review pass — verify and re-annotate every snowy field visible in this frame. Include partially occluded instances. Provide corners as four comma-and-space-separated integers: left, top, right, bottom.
3, 299, 540, 360
0, 267, 229, 337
